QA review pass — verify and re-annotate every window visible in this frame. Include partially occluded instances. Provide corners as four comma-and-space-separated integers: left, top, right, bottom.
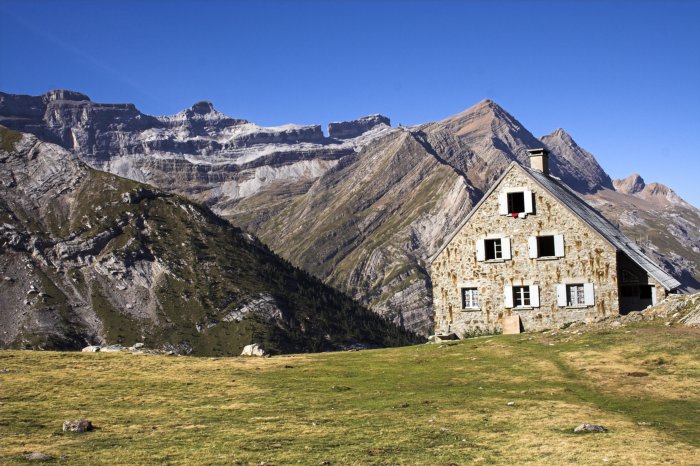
461, 288, 479, 309
538, 236, 555, 257
556, 283, 595, 307
514, 286, 530, 307
485, 239, 502, 260
508, 192, 525, 214
476, 237, 511, 261
567, 284, 585, 306
498, 189, 534, 217
504, 285, 540, 308
528, 234, 564, 258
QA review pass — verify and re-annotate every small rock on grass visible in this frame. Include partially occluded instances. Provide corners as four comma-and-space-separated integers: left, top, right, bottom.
574, 423, 607, 433
506, 401, 516, 406
23, 452, 53, 461
63, 419, 93, 433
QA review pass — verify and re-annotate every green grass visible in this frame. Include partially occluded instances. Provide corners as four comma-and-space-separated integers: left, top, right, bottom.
1, 319, 698, 465
0, 127, 22, 152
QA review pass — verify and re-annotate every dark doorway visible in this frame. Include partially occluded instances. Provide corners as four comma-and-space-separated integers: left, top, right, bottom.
619, 284, 655, 314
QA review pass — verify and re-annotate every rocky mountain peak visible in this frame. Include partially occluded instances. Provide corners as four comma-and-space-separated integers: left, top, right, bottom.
614, 173, 646, 194
613, 175, 685, 206
541, 128, 614, 194
188, 100, 216, 115
550, 127, 572, 141
43, 89, 91, 103
162, 100, 248, 127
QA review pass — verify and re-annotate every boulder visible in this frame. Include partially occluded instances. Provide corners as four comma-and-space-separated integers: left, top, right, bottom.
241, 343, 266, 357
100, 344, 127, 353
81, 345, 100, 352
62, 419, 93, 433
573, 423, 607, 433
23, 452, 53, 462
429, 333, 459, 343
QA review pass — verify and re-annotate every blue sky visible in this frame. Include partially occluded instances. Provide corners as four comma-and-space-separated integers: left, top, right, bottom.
1, 0, 699, 206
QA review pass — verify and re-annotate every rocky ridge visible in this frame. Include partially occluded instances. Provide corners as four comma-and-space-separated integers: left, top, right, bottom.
0, 126, 418, 354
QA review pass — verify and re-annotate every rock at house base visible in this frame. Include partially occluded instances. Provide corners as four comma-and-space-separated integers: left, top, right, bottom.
428, 333, 460, 343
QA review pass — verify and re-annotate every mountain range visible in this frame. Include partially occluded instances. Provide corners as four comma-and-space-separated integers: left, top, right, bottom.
0, 126, 418, 354
1, 90, 698, 336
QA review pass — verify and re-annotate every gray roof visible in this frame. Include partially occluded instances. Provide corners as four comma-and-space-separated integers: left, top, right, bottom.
523, 165, 680, 290
430, 162, 681, 291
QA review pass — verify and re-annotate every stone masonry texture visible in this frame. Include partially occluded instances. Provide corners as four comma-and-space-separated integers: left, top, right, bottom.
431, 165, 663, 336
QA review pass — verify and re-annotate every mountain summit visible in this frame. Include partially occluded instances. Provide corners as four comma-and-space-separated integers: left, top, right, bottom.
614, 173, 646, 194
541, 127, 614, 193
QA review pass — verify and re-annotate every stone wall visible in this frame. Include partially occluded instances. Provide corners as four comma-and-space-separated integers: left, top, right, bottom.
431, 165, 621, 336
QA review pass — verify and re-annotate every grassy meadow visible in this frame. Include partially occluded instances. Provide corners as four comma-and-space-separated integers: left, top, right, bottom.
1, 318, 698, 465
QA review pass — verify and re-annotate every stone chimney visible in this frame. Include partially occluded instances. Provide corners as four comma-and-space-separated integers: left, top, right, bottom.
528, 148, 549, 176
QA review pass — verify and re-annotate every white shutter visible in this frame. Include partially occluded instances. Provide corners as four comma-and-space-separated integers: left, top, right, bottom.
556, 284, 567, 307
501, 237, 511, 260
476, 239, 485, 261
504, 286, 513, 308
498, 192, 508, 215
554, 234, 565, 257
528, 236, 538, 258
529, 285, 540, 307
523, 190, 534, 214
584, 283, 595, 306
651, 286, 657, 305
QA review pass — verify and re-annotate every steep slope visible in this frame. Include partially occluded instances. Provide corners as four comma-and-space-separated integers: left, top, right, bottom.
0, 127, 418, 354
419, 99, 543, 191
239, 129, 478, 333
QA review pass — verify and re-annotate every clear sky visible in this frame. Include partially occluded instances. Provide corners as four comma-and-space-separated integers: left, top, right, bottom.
1, 0, 699, 206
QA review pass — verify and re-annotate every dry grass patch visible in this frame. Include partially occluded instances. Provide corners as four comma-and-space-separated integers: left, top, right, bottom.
1, 319, 698, 464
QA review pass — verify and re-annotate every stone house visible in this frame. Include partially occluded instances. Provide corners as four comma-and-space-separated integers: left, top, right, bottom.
429, 149, 680, 336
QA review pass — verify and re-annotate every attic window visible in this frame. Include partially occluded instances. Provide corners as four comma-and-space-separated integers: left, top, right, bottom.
508, 193, 525, 214
528, 235, 565, 259
498, 190, 534, 217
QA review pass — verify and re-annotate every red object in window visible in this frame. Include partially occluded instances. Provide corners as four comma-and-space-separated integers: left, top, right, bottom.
511, 213, 518, 218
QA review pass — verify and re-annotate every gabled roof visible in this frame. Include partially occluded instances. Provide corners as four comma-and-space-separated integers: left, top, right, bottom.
430, 162, 681, 291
